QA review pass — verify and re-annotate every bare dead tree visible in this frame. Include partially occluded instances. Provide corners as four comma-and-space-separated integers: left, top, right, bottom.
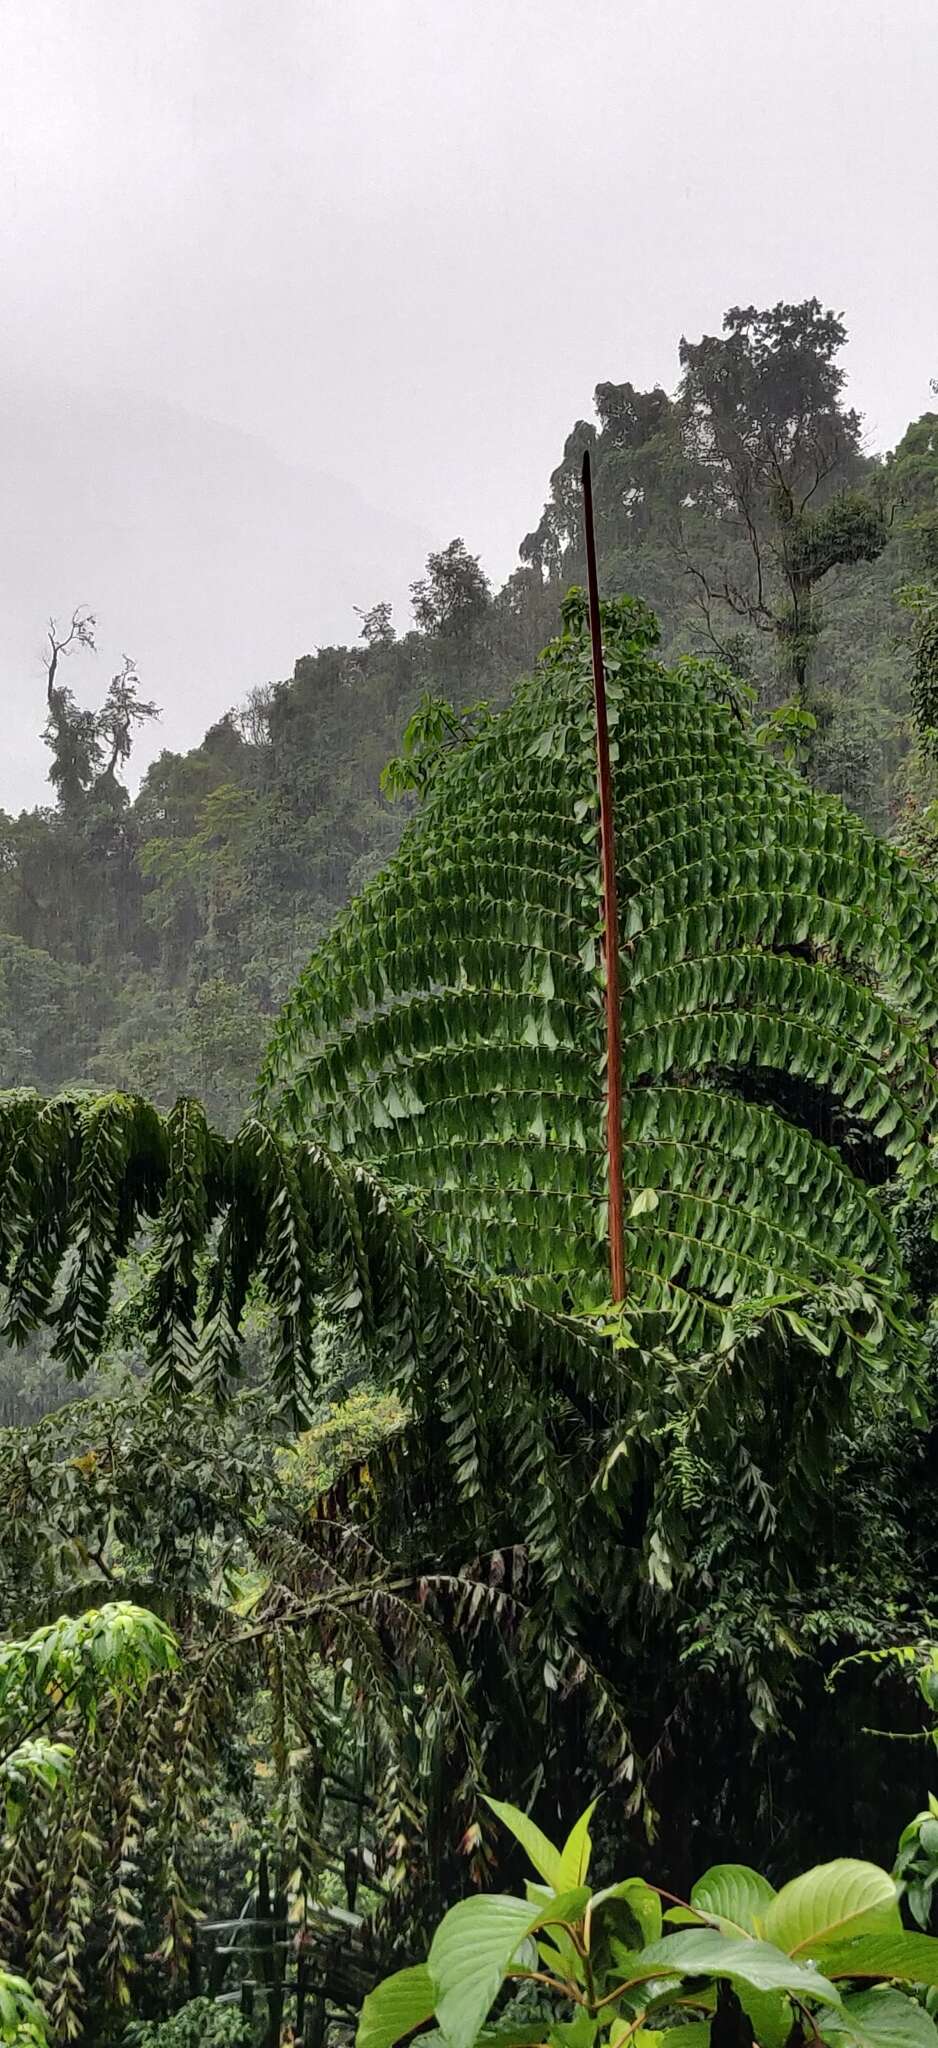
44, 606, 96, 706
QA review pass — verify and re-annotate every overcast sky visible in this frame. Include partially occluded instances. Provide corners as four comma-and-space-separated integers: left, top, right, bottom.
0, 0, 935, 804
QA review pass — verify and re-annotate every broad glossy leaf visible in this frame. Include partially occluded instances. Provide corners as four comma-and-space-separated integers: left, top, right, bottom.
762, 1860, 901, 1956
634, 1928, 843, 2008
592, 1878, 663, 1950
821, 1988, 938, 2046
737, 1985, 794, 2048
815, 1931, 938, 1985
484, 1794, 563, 1890
429, 1889, 590, 2048
687, 1863, 777, 1936
357, 1964, 435, 2048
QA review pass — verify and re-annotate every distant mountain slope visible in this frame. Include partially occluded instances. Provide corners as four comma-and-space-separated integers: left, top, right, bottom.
0, 380, 430, 807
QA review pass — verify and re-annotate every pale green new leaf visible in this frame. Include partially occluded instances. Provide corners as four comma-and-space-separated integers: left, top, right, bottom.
429, 1890, 590, 2048
0, 1968, 47, 2047
762, 1860, 901, 1956
357, 1964, 436, 2048
678, 1862, 778, 1936
558, 1802, 597, 1889
483, 1794, 564, 1890
1, 1736, 73, 1829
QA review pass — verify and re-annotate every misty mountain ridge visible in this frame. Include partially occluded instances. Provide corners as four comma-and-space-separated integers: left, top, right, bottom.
0, 377, 431, 809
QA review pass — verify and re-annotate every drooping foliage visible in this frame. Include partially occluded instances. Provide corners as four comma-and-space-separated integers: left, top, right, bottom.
3, 1348, 937, 2035
0, 1385, 516, 2036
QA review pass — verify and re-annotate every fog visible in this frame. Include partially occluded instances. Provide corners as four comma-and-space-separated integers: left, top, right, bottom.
1, 0, 935, 805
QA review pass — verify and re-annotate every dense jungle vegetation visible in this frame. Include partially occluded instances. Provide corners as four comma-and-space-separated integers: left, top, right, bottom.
3, 301, 938, 2046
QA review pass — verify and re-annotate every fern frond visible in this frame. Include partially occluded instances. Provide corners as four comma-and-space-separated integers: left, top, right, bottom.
260, 598, 938, 1337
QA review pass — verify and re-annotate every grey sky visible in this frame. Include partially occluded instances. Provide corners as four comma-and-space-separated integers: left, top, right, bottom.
0, 0, 935, 805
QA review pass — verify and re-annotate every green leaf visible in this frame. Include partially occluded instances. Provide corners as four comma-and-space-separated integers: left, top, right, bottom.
429, 1889, 590, 2048
684, 1863, 778, 1936
737, 1985, 794, 2048
483, 1795, 564, 1890
643, 2032, 710, 2048
761, 1860, 901, 1955
821, 1988, 938, 2046
357, 1965, 436, 2048
546, 2016, 597, 2048
480, 2032, 563, 2048
592, 1878, 663, 1950
420, 2024, 554, 2048
0, 1968, 47, 2048
815, 1931, 938, 1984
558, 1802, 597, 1889
634, 1928, 843, 2007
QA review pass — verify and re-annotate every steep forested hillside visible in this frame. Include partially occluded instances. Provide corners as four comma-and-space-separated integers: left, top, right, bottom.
0, 378, 427, 806
1, 302, 936, 1131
